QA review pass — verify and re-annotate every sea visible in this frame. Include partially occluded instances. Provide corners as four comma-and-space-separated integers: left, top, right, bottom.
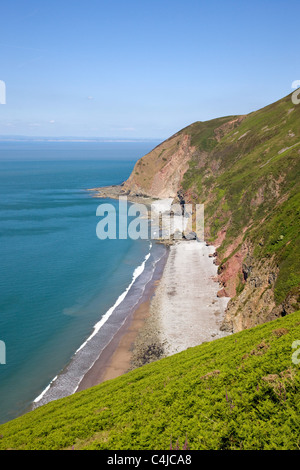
0, 140, 166, 424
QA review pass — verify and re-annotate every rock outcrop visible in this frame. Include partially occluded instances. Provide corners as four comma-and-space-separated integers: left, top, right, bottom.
123, 134, 194, 199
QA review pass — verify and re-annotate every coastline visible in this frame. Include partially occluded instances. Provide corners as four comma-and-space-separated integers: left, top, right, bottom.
32, 187, 168, 410
77, 246, 167, 390
76, 187, 168, 390
34, 186, 230, 406
86, 184, 159, 206
78, 239, 230, 391
31, 241, 167, 409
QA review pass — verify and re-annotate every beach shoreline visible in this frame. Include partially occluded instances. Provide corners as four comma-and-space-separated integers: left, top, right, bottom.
77, 239, 230, 391
30, 240, 167, 410
33, 187, 230, 401
77, 245, 168, 390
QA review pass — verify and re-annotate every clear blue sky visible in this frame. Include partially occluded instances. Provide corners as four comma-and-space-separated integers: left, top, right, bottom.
0, 0, 299, 139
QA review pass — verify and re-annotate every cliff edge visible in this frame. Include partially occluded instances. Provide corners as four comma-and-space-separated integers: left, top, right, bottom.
122, 92, 300, 332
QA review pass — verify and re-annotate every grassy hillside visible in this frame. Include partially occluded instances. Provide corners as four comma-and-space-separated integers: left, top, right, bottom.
0, 311, 299, 450
182, 93, 300, 306
122, 92, 300, 330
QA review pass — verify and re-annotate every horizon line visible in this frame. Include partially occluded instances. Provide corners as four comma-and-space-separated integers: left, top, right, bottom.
0, 135, 164, 143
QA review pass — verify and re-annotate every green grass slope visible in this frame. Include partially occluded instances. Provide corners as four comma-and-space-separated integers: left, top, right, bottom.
0, 311, 300, 450
123, 92, 299, 321
182, 92, 300, 315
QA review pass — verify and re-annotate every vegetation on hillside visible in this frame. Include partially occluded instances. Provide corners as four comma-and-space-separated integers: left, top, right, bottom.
0, 311, 299, 450
181, 92, 300, 309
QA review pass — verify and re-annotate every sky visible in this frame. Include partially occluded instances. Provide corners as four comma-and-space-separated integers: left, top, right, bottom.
0, 0, 299, 139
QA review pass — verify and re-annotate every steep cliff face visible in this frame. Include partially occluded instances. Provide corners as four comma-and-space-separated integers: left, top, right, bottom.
123, 92, 300, 332
218, 241, 280, 332
123, 133, 194, 198
123, 114, 241, 198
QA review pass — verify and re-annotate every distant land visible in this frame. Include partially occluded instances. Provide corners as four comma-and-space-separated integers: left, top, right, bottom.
0, 135, 162, 143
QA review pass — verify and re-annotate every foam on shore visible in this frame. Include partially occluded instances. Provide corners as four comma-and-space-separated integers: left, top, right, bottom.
33, 241, 166, 407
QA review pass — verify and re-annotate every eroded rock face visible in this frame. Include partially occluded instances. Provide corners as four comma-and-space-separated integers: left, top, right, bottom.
123, 134, 194, 199
217, 247, 248, 298
220, 248, 280, 333
214, 116, 246, 142
207, 231, 289, 333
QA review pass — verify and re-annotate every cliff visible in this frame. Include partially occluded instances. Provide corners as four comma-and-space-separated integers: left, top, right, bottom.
123, 92, 300, 332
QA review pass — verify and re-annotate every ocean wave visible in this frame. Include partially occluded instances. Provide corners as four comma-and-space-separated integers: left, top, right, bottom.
33, 244, 154, 405
74, 250, 151, 354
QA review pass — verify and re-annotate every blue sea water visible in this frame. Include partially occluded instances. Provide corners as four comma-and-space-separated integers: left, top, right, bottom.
0, 141, 162, 424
